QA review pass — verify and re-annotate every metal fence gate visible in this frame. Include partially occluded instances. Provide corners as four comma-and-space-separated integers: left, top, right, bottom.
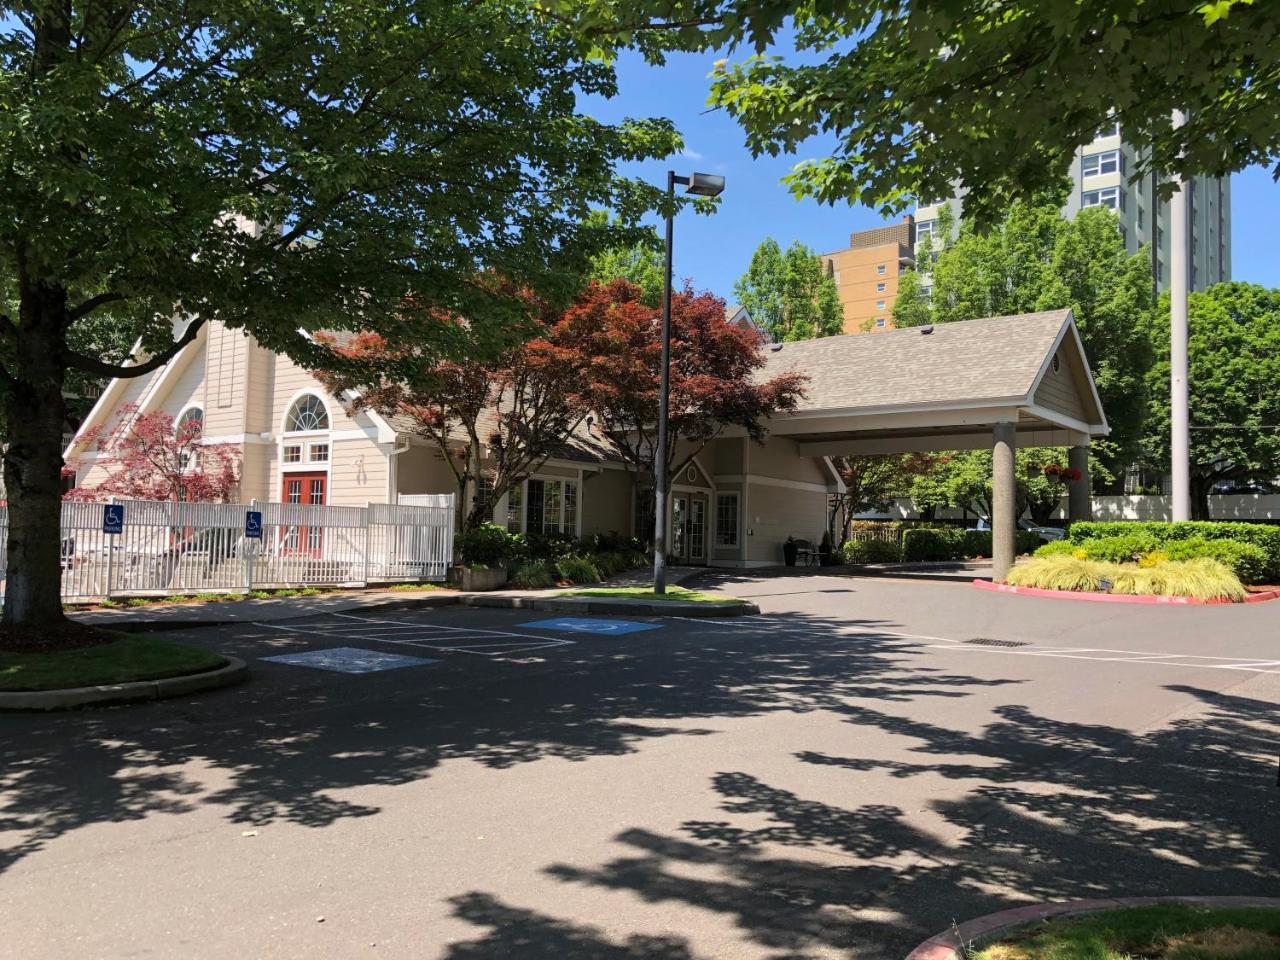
0, 494, 455, 603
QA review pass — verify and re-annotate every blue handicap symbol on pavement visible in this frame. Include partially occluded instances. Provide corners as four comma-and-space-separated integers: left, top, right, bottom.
102, 504, 124, 535
244, 510, 263, 539
261, 647, 439, 674
522, 618, 661, 636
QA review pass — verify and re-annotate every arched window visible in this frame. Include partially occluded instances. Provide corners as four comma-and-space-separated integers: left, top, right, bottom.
285, 394, 329, 433
177, 407, 203, 471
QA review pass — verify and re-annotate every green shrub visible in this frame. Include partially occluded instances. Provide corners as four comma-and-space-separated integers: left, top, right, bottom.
555, 555, 602, 584
1034, 540, 1079, 558
508, 560, 556, 589
1160, 538, 1268, 584
901, 527, 961, 562
842, 539, 902, 564
1077, 533, 1161, 564
1069, 521, 1280, 579
457, 522, 517, 567
903, 527, 1040, 562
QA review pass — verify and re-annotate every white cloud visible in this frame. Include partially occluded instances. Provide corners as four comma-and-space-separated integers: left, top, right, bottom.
677, 148, 704, 161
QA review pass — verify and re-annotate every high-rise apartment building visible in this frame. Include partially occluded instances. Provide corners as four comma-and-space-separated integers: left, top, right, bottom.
820, 216, 915, 334
915, 124, 1232, 295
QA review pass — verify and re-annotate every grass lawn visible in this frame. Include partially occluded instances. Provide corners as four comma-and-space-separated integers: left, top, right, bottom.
558, 586, 741, 604
0, 634, 227, 692
973, 905, 1280, 960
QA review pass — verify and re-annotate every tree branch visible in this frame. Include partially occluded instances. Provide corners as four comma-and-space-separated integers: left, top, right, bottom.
67, 291, 126, 323
65, 317, 205, 378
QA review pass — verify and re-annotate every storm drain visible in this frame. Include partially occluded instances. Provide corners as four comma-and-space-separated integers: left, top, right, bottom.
964, 637, 1030, 648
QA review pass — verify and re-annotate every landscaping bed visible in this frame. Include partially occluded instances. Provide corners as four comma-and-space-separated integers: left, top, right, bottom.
1004, 555, 1248, 602
457, 524, 650, 590
0, 632, 227, 692
967, 903, 1280, 960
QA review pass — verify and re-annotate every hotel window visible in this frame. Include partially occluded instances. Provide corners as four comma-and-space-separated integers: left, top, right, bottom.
506, 482, 523, 533
1081, 187, 1124, 211
875, 318, 887, 328
523, 478, 579, 536
1082, 150, 1122, 177
282, 444, 302, 464
715, 493, 739, 547
915, 219, 936, 243
1137, 207, 1144, 229
876, 264, 886, 275
876, 282, 886, 293
1096, 120, 1120, 138
876, 300, 886, 310
1118, 224, 1127, 245
308, 442, 330, 463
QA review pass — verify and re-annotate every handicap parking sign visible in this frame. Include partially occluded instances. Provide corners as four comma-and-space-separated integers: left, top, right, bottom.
102, 504, 124, 535
244, 510, 263, 540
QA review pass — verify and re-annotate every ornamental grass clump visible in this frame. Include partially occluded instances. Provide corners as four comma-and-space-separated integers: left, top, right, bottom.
1109, 558, 1246, 602
1005, 556, 1109, 593
1005, 555, 1247, 601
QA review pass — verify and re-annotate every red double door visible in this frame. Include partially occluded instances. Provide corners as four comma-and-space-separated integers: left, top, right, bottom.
282, 472, 326, 555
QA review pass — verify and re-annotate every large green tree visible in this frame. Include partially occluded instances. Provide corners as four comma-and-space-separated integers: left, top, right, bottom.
894, 192, 1156, 489
585, 213, 665, 307
735, 238, 842, 341
1143, 282, 1280, 520
0, 2, 679, 639
560, 0, 1278, 220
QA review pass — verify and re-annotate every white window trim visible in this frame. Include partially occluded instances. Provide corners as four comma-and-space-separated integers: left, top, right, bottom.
715, 491, 740, 549
504, 473, 582, 537
279, 391, 334, 482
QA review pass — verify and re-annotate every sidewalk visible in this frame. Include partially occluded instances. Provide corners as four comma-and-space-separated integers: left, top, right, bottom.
67, 568, 721, 630
69, 589, 460, 631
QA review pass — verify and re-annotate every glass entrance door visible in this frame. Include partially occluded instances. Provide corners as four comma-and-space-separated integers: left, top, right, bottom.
671, 496, 688, 562
670, 494, 708, 564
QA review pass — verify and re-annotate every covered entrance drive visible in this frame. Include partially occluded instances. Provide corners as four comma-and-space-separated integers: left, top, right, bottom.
754, 309, 1110, 578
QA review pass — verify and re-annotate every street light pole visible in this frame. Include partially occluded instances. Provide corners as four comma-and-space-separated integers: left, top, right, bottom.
652, 170, 725, 595
652, 171, 679, 594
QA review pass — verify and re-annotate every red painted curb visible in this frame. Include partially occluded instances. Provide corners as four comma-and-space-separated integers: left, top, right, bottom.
904, 896, 1280, 960
972, 579, 1280, 605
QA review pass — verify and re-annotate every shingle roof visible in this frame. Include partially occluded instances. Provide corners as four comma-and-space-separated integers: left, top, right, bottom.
381, 405, 622, 464
757, 310, 1073, 412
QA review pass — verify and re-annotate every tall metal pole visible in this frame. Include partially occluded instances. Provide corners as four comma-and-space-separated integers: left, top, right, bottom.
652, 170, 676, 594
1169, 110, 1191, 522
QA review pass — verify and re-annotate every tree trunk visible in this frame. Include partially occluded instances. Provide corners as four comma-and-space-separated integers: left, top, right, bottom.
1190, 475, 1214, 522
2, 280, 72, 636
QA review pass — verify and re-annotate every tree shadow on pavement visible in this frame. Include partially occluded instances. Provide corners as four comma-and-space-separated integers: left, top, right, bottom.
532, 683, 1278, 959
1, 606, 1275, 959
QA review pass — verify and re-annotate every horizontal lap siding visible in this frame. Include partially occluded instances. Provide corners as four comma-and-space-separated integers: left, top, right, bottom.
582, 468, 632, 537
1033, 366, 1087, 421
746, 482, 828, 564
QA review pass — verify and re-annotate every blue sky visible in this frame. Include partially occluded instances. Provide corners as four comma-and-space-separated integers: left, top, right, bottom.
590, 48, 1280, 302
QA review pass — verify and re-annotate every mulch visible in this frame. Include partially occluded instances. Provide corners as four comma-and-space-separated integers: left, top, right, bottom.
0, 620, 119, 654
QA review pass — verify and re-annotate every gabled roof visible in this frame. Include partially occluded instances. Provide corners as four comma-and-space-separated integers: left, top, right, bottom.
757, 308, 1106, 429
382, 406, 624, 465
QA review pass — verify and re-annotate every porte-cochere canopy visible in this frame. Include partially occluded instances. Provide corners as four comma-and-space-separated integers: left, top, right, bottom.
747, 309, 1109, 578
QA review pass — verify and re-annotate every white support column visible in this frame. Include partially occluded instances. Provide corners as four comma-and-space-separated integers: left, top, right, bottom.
1170, 109, 1192, 522
992, 422, 1018, 581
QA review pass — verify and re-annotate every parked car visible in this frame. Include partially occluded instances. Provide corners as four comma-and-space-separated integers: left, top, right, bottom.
975, 518, 1066, 542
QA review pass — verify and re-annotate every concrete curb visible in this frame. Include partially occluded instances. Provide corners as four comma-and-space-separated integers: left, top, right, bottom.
973, 578, 1280, 605
0, 655, 248, 711
459, 595, 759, 618
905, 895, 1280, 960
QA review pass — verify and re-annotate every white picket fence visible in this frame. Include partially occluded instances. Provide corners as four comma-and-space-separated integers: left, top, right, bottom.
0, 495, 454, 603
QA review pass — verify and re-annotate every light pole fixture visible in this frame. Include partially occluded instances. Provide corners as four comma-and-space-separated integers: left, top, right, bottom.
653, 170, 725, 595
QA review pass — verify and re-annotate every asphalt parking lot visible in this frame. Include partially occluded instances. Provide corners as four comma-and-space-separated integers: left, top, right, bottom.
2, 573, 1277, 959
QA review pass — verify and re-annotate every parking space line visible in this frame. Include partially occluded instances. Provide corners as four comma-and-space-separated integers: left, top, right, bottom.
257, 614, 577, 658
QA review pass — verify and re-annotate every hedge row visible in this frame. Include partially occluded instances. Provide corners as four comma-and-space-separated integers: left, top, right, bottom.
901, 527, 1042, 563
1036, 536, 1269, 584
1067, 521, 1280, 580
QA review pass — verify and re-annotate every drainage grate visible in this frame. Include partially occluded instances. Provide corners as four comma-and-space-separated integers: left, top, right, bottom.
964, 637, 1029, 648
